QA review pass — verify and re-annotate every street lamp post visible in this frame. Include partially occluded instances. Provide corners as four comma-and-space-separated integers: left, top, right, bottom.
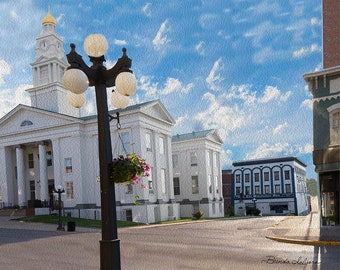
55, 185, 65, 231
62, 34, 137, 270
252, 197, 257, 209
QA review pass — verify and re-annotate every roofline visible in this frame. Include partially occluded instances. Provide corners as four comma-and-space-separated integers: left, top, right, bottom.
303, 65, 340, 81
232, 157, 307, 168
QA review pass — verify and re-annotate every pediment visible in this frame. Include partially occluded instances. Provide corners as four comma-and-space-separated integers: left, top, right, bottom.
206, 130, 224, 144
0, 104, 81, 136
139, 100, 175, 125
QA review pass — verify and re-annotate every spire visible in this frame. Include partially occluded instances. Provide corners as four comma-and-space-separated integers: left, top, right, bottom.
42, 6, 56, 25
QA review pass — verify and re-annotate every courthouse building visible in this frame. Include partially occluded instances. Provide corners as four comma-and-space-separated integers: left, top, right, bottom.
0, 10, 181, 223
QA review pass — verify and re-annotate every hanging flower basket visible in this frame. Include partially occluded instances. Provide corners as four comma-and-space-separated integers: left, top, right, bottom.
111, 153, 150, 185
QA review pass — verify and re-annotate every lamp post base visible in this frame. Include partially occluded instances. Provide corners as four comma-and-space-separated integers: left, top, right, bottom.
100, 239, 121, 270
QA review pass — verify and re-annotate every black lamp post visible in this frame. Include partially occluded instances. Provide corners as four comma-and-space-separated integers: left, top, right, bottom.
252, 197, 257, 209
55, 185, 65, 231
62, 34, 137, 270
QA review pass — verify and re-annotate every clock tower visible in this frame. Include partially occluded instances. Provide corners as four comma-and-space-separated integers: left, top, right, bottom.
26, 8, 80, 117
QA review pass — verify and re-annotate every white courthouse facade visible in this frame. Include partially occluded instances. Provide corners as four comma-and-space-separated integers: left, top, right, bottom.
232, 157, 309, 216
0, 10, 181, 223
172, 130, 224, 218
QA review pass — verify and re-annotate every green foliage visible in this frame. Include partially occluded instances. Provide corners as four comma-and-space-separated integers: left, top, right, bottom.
306, 178, 318, 196
14, 215, 144, 228
192, 210, 204, 220
246, 206, 261, 216
227, 204, 235, 216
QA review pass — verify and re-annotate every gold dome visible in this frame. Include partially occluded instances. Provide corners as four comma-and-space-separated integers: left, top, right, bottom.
42, 7, 56, 25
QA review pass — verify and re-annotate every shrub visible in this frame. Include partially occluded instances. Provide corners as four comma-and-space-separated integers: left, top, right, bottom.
192, 210, 204, 220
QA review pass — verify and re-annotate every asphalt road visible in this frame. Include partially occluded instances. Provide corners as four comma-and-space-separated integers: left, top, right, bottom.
1, 216, 339, 270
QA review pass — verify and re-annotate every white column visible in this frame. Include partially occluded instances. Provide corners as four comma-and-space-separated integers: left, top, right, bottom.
39, 143, 49, 202
16, 147, 26, 207
52, 138, 62, 188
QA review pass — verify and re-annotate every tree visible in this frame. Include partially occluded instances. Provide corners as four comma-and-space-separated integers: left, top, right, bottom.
306, 178, 318, 196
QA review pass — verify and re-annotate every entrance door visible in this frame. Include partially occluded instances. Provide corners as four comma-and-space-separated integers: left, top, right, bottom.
29, 181, 35, 201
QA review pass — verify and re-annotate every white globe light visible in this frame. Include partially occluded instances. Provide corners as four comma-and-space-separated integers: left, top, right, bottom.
115, 72, 137, 96
111, 90, 130, 109
84, 34, 108, 57
62, 69, 89, 94
67, 91, 86, 108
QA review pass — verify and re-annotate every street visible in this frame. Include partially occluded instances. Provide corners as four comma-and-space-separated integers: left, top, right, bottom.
0, 216, 339, 269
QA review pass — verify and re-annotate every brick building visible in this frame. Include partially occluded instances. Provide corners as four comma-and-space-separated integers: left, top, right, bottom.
303, 0, 340, 226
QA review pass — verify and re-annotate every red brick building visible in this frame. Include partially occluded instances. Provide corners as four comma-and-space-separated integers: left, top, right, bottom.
222, 170, 232, 215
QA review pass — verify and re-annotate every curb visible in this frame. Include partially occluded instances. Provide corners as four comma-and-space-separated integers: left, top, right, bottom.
265, 232, 340, 246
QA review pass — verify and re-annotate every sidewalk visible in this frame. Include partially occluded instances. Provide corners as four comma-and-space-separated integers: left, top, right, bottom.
265, 197, 340, 246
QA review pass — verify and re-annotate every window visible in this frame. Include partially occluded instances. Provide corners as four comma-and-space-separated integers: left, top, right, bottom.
190, 152, 198, 166
46, 151, 53, 167
245, 186, 250, 195
126, 184, 133, 194
254, 172, 259, 182
236, 187, 241, 195
145, 133, 152, 151
275, 185, 280, 193
148, 168, 153, 193
255, 186, 260, 195
125, 209, 132, 222
284, 170, 290, 180
159, 137, 165, 155
329, 107, 340, 145
65, 158, 72, 173
208, 175, 212, 193
274, 171, 279, 181
66, 182, 74, 199
173, 177, 180, 195
28, 153, 34, 168
172, 154, 178, 168
265, 185, 270, 194
285, 184, 291, 193
215, 176, 219, 194
161, 168, 166, 194
192, 175, 199, 194
235, 174, 241, 183
245, 173, 250, 183
120, 132, 131, 153
264, 172, 269, 181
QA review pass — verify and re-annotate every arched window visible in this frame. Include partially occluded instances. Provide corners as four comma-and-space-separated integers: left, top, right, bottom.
20, 120, 33, 127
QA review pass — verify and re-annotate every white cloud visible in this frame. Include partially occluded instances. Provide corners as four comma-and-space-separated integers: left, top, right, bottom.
0, 84, 31, 117
301, 99, 313, 110
222, 148, 233, 167
152, 19, 171, 50
195, 41, 205, 56
259, 86, 291, 103
142, 3, 152, 17
273, 121, 288, 135
161, 78, 193, 95
0, 59, 11, 85
138, 75, 159, 98
246, 142, 292, 160
174, 114, 188, 127
206, 58, 224, 91
298, 143, 313, 154
228, 84, 256, 105
114, 39, 127, 46
293, 44, 320, 58
194, 92, 249, 141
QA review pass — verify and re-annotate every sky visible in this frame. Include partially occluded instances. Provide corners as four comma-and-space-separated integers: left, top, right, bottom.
0, 0, 323, 178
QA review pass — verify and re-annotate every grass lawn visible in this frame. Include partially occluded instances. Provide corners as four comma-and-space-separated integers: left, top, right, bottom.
15, 215, 143, 228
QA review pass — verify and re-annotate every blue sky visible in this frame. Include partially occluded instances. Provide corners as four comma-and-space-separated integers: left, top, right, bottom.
0, 0, 322, 178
